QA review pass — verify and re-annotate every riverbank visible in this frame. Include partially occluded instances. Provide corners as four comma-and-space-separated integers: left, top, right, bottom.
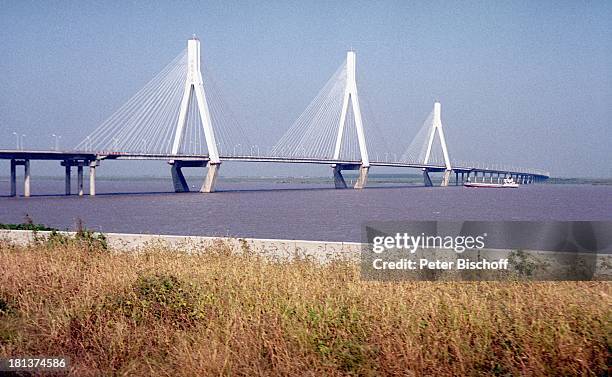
0, 229, 360, 263
0, 235, 609, 376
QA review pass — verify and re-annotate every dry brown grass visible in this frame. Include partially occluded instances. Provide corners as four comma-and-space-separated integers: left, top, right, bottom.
0, 237, 610, 376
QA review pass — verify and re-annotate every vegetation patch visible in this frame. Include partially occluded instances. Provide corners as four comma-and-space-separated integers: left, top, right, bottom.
303, 304, 376, 373
0, 241, 609, 376
106, 273, 212, 328
39, 229, 108, 252
0, 222, 57, 232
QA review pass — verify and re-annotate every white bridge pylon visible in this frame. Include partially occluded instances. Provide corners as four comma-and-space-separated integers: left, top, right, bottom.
421, 102, 452, 186
170, 37, 220, 193
424, 102, 451, 171
334, 51, 370, 189
333, 51, 369, 166
171, 37, 220, 163
333, 51, 370, 189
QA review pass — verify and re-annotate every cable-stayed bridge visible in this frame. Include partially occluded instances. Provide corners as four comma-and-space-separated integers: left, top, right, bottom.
1, 36, 549, 197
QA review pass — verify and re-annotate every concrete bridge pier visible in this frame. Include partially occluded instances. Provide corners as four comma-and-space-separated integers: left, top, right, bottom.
168, 160, 219, 193
89, 161, 98, 196
77, 165, 84, 196
10, 159, 16, 197
332, 163, 367, 189
441, 170, 451, 187
201, 162, 221, 193
354, 166, 369, 189
332, 165, 348, 188
24, 160, 30, 197
423, 169, 433, 187
60, 159, 94, 196
455, 171, 468, 185
9, 159, 30, 197
170, 161, 190, 192
64, 165, 71, 195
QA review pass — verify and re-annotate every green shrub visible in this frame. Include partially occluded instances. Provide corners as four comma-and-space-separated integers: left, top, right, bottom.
41, 229, 108, 252
0, 223, 56, 231
108, 273, 212, 328
508, 250, 548, 277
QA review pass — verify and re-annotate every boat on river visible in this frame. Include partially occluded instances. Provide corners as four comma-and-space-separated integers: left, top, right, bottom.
464, 177, 519, 188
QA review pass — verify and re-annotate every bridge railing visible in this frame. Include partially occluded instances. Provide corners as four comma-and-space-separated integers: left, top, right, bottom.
452, 160, 549, 177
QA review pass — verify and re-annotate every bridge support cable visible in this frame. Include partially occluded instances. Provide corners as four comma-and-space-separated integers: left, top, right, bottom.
271, 51, 374, 189
76, 50, 188, 154
77, 36, 252, 193
270, 62, 348, 159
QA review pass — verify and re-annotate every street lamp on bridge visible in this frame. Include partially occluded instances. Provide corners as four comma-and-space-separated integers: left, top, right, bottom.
250, 145, 259, 156
52, 134, 61, 151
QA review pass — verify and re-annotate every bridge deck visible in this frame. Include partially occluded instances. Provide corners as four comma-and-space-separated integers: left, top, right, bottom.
0, 150, 549, 178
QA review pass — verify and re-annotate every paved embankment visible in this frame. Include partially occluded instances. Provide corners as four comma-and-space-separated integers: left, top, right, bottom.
0, 229, 361, 263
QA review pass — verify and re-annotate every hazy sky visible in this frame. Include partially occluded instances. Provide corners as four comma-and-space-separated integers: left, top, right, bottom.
1, 1, 610, 178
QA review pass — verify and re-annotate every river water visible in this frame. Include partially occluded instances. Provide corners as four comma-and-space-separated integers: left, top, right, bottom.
0, 178, 610, 242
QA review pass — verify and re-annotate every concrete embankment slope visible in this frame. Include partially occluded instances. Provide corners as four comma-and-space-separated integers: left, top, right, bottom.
0, 230, 361, 263
2, 229, 610, 280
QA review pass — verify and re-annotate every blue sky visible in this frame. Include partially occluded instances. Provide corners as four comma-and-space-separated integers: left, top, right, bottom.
1, 1, 610, 177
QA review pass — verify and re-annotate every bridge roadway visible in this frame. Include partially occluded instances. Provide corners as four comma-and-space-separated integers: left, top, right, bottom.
0, 150, 549, 197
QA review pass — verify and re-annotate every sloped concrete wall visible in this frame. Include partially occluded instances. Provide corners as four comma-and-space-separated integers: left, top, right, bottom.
0, 230, 361, 263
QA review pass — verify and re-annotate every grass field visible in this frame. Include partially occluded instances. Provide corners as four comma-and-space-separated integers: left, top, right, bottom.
0, 235, 610, 376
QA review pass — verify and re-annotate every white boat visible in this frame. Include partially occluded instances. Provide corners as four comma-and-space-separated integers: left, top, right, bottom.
464, 177, 519, 188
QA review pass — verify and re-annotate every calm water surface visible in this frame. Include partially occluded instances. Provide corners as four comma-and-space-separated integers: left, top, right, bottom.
0, 178, 610, 242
